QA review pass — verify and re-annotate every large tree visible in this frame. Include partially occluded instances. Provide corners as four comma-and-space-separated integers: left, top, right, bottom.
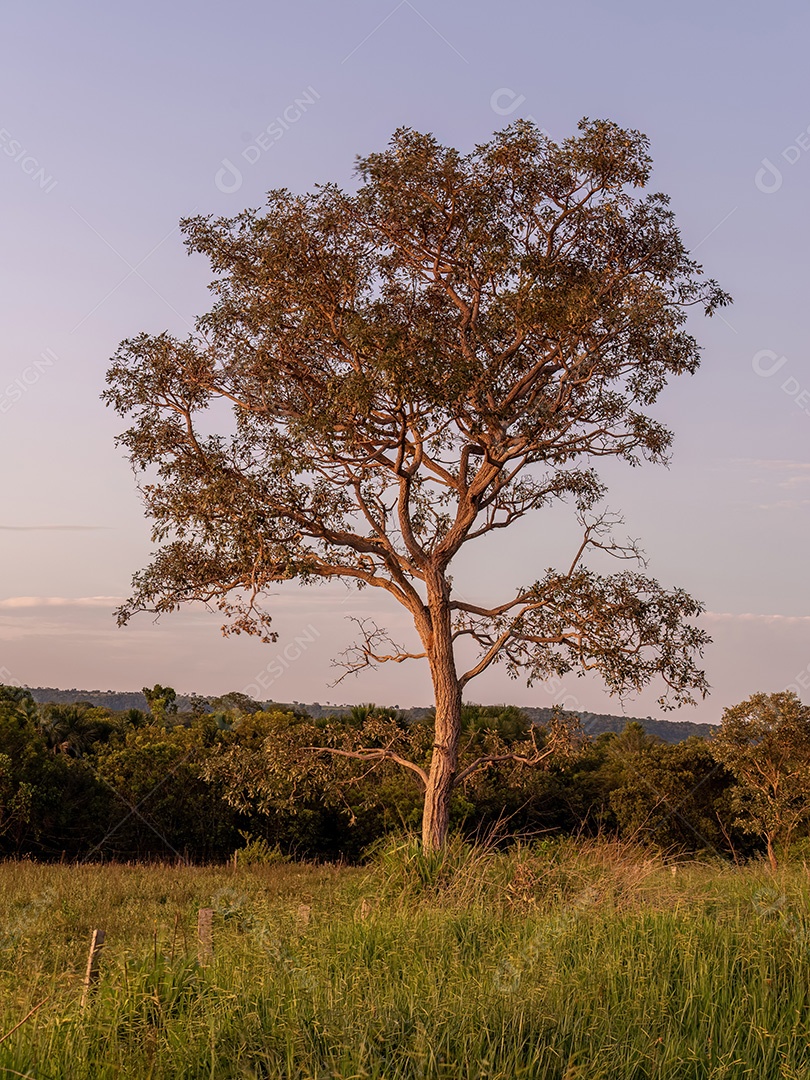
104, 120, 728, 850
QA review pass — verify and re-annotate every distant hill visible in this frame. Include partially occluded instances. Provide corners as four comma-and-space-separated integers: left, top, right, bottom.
26, 687, 150, 710
22, 687, 716, 743
261, 701, 717, 743
25, 687, 200, 713
523, 707, 716, 743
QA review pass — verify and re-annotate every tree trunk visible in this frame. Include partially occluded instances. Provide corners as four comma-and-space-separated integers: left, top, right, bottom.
421, 576, 463, 852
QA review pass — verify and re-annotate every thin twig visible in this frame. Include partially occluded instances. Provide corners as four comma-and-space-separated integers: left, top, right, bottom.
0, 996, 51, 1046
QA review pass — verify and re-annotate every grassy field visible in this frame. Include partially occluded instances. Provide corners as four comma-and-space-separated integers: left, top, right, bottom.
2, 839, 810, 1078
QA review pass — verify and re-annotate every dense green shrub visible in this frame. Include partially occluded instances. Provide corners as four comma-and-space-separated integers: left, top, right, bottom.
0, 686, 767, 863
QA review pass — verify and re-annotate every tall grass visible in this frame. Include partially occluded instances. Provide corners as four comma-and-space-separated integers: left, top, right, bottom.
2, 842, 810, 1078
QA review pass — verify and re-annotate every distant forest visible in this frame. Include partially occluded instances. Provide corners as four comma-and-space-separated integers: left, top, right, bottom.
25, 686, 715, 744
2, 681, 777, 867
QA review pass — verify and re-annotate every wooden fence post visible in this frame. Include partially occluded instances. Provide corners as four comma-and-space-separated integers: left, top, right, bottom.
197, 908, 214, 965
297, 904, 311, 927
81, 929, 106, 1008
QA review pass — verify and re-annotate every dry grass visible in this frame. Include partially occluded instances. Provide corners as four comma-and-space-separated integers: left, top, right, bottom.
1, 841, 809, 1077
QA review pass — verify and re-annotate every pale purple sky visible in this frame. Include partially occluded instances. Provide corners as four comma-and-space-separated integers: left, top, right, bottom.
1, 0, 809, 721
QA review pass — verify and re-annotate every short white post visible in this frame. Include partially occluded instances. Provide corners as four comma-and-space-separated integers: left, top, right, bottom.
81, 929, 106, 1008
197, 908, 214, 965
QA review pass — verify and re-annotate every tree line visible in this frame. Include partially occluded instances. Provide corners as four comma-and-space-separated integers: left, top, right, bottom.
1, 684, 807, 868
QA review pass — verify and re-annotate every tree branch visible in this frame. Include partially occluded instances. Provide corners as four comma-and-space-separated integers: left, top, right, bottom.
331, 618, 427, 684
304, 744, 428, 788
455, 715, 585, 785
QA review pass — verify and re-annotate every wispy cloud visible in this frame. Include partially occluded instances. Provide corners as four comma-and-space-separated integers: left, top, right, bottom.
0, 524, 110, 531
736, 459, 810, 469
704, 611, 810, 624
754, 499, 810, 510
0, 596, 122, 609
724, 459, 810, 490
